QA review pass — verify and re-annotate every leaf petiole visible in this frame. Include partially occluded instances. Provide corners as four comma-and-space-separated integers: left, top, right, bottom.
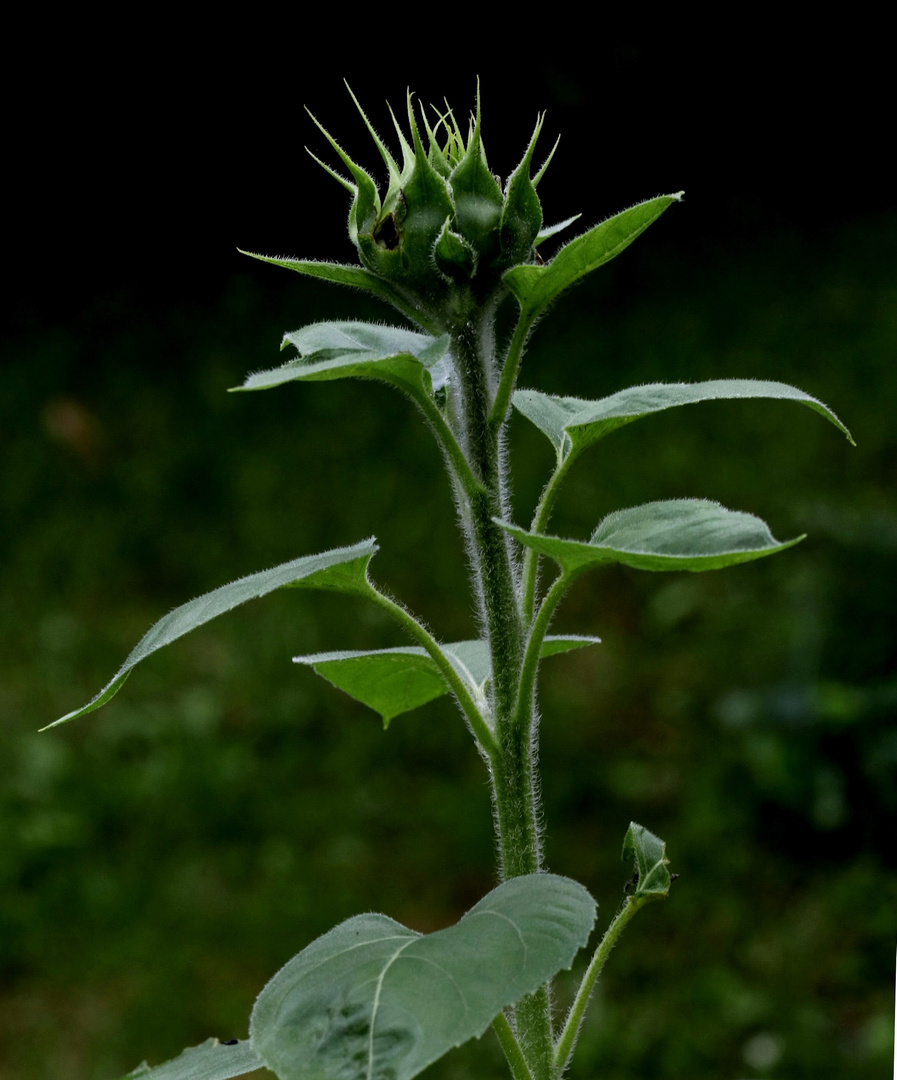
490, 306, 535, 430
365, 583, 499, 758
553, 895, 647, 1075
492, 1012, 535, 1080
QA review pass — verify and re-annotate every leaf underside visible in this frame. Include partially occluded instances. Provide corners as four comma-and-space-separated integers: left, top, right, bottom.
236, 321, 453, 402
512, 379, 854, 462
250, 874, 597, 1080
499, 499, 802, 576
294, 634, 600, 726
45, 540, 378, 728
116, 1038, 263, 1080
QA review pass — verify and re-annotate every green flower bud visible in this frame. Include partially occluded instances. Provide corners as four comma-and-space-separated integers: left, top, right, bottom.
307, 85, 556, 327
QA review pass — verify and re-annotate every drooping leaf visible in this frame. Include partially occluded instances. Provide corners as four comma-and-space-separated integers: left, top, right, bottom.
498, 500, 802, 576
623, 823, 671, 899
44, 540, 378, 728
235, 321, 453, 406
294, 635, 600, 727
503, 194, 682, 318
513, 379, 854, 463
250, 874, 596, 1080
114, 1038, 263, 1080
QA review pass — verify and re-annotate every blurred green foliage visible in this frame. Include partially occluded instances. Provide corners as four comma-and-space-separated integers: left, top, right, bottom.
2, 214, 895, 1079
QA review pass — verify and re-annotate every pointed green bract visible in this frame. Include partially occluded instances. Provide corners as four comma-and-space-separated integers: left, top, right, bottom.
115, 1039, 262, 1080
294, 635, 600, 727
623, 823, 671, 899
44, 540, 379, 729
503, 194, 683, 318
235, 252, 434, 331
499, 500, 802, 576
250, 875, 596, 1080
499, 114, 544, 265
513, 379, 854, 463
234, 321, 453, 403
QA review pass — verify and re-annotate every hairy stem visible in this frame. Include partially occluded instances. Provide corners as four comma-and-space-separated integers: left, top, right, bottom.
554, 895, 652, 1074
366, 585, 498, 758
490, 306, 534, 429
493, 1012, 535, 1080
522, 455, 575, 622
450, 302, 554, 1080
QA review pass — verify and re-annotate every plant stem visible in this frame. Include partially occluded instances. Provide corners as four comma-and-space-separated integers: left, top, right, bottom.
513, 571, 572, 744
451, 304, 555, 1080
493, 1013, 535, 1080
490, 306, 534, 429
553, 895, 650, 1074
366, 585, 498, 758
522, 455, 575, 622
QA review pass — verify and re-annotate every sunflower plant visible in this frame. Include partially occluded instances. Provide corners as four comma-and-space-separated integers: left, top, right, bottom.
47, 85, 852, 1080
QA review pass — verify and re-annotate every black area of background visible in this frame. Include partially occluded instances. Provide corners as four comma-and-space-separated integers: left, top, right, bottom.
6, 28, 892, 334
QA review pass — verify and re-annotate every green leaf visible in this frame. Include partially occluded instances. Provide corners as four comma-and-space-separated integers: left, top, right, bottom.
236, 252, 436, 331
499, 500, 802, 576
503, 194, 682, 318
534, 214, 581, 248
623, 823, 671, 899
114, 1039, 263, 1080
513, 379, 854, 463
294, 635, 600, 727
44, 540, 378, 729
250, 874, 596, 1080
235, 321, 453, 406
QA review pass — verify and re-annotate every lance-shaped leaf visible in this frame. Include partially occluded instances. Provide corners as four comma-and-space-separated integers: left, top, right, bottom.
234, 321, 453, 408
236, 252, 436, 332
250, 874, 596, 1080
499, 500, 802, 576
503, 194, 682, 318
623, 823, 671, 899
294, 634, 600, 727
534, 213, 581, 248
45, 540, 379, 729
115, 1038, 262, 1080
514, 379, 854, 464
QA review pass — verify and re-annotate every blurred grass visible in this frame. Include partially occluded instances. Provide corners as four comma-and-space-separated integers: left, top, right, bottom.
2, 214, 895, 1078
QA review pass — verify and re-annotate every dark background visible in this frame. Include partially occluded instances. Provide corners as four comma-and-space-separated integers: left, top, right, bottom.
3, 28, 894, 1080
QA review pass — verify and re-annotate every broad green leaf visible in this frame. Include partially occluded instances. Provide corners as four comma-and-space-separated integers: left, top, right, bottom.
45, 540, 378, 729
115, 1038, 263, 1080
250, 874, 596, 1080
499, 500, 802, 576
235, 321, 453, 405
623, 823, 671, 899
503, 194, 682, 318
294, 635, 600, 727
513, 380, 854, 463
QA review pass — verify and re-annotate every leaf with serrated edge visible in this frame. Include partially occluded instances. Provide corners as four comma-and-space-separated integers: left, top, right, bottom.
250, 874, 596, 1080
623, 823, 671, 898
236, 321, 453, 399
513, 379, 854, 462
503, 195, 682, 318
498, 500, 802, 576
44, 540, 378, 729
115, 1038, 262, 1080
294, 635, 600, 726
